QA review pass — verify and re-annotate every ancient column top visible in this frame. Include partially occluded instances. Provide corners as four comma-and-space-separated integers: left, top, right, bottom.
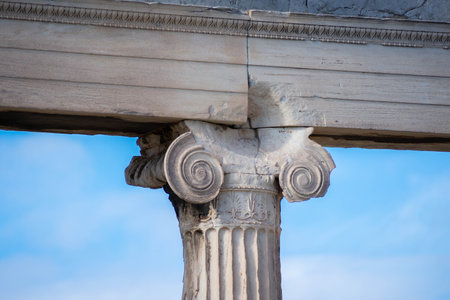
126, 120, 335, 203
125, 120, 335, 299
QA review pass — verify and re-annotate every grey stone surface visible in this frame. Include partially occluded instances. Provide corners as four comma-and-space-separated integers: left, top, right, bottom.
306, 0, 449, 22
153, 0, 450, 22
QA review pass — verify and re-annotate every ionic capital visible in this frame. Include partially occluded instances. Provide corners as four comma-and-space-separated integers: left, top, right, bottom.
125, 120, 335, 203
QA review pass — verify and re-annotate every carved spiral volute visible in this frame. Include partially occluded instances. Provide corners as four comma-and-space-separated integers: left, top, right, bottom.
279, 148, 334, 202
164, 132, 223, 204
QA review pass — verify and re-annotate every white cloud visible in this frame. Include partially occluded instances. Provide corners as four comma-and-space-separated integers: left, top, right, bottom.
0, 133, 181, 252
281, 168, 450, 255
0, 187, 181, 252
0, 255, 60, 289
371, 175, 450, 252
282, 254, 450, 300
280, 161, 450, 299
0, 254, 182, 300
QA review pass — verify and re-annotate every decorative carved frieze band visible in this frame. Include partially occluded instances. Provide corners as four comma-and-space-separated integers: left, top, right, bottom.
1, 1, 448, 48
0, 1, 248, 35
248, 20, 449, 48
172, 173, 280, 232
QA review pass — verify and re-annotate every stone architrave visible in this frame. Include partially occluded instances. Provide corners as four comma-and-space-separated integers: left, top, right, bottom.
125, 120, 335, 299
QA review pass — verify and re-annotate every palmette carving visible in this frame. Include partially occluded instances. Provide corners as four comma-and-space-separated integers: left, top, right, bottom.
232, 191, 269, 222
172, 174, 279, 231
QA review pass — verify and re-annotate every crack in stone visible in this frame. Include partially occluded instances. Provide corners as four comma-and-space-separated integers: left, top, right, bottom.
369, 0, 428, 18
403, 0, 428, 16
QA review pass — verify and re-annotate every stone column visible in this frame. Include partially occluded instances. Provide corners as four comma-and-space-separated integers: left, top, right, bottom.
125, 121, 334, 300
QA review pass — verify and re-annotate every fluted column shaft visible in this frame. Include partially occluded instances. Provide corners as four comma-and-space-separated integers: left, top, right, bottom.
168, 174, 282, 300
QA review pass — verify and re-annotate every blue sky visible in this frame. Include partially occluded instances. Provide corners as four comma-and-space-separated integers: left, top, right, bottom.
0, 130, 449, 299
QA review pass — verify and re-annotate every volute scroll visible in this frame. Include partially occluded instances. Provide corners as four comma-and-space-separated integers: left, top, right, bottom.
279, 148, 334, 202
164, 132, 224, 204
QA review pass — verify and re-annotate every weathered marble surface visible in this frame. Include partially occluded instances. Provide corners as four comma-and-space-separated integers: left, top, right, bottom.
126, 120, 335, 298
1, 0, 448, 151
126, 120, 335, 203
155, 0, 450, 22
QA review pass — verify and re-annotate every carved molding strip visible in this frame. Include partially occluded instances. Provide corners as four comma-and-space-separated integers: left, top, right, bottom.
0, 1, 249, 36
1, 1, 449, 48
248, 20, 449, 48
